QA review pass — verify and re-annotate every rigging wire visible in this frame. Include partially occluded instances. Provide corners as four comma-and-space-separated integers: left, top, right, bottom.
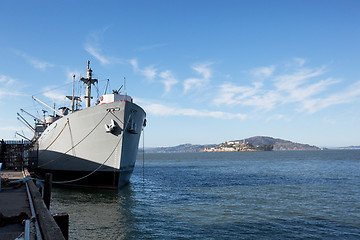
51, 113, 133, 184
31, 82, 73, 97
53, 134, 122, 184
95, 81, 100, 99
38, 111, 110, 167
36, 112, 132, 185
142, 127, 145, 182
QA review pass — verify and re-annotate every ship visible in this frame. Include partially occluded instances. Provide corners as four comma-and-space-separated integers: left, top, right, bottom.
28, 61, 146, 188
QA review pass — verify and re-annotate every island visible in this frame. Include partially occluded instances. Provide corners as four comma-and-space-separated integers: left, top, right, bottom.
144, 136, 320, 153
204, 140, 273, 152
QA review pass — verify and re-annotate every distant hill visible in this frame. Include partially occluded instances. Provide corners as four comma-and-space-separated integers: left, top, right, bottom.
241, 136, 319, 151
145, 144, 216, 153
334, 146, 360, 150
143, 136, 320, 153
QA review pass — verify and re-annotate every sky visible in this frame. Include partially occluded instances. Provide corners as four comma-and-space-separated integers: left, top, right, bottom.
0, 0, 359, 148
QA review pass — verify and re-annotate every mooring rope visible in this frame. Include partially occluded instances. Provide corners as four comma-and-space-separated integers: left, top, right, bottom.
41, 119, 69, 153
42, 113, 132, 184
51, 113, 132, 184
38, 111, 110, 168
11, 112, 134, 186
142, 127, 145, 181
52, 134, 122, 184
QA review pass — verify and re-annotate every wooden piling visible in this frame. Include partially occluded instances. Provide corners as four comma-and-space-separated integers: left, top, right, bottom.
53, 213, 69, 240
43, 173, 52, 209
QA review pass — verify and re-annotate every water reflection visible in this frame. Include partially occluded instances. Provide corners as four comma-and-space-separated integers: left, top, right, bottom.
51, 184, 137, 240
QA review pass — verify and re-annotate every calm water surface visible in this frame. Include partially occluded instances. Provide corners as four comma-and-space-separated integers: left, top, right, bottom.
51, 150, 360, 239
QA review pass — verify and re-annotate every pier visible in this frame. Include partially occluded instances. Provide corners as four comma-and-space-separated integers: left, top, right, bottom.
0, 140, 68, 239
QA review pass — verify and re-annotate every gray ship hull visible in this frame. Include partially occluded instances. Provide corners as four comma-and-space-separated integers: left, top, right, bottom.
33, 100, 146, 188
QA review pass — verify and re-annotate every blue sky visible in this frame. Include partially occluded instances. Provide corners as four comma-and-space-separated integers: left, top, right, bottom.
0, 0, 359, 147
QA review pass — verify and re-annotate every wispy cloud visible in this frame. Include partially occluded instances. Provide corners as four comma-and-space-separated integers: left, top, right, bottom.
84, 45, 111, 65
293, 57, 306, 67
183, 78, 206, 93
130, 58, 157, 81
0, 89, 23, 99
213, 81, 277, 110
286, 78, 340, 104
143, 102, 247, 120
0, 75, 23, 98
84, 27, 122, 65
274, 66, 326, 92
183, 63, 213, 93
64, 68, 82, 83
41, 86, 66, 103
0, 75, 16, 86
250, 65, 276, 79
300, 81, 360, 113
160, 70, 178, 94
129, 59, 139, 70
193, 63, 212, 79
142, 66, 157, 80
213, 62, 354, 114
14, 50, 54, 71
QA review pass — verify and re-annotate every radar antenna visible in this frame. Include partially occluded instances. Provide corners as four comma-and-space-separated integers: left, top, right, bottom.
112, 85, 123, 94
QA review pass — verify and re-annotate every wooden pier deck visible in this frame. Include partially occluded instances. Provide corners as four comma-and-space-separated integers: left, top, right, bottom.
0, 170, 31, 239
0, 169, 66, 240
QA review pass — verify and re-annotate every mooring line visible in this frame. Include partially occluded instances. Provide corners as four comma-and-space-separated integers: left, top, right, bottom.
50, 113, 132, 184
38, 111, 110, 167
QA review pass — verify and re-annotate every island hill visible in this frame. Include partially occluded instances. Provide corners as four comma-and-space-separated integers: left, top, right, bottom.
145, 136, 320, 153
204, 140, 274, 152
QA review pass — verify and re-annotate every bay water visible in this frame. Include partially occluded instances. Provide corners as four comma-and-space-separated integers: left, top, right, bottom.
51, 150, 360, 239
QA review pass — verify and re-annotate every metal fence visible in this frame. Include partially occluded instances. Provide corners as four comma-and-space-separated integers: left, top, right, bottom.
1, 140, 30, 170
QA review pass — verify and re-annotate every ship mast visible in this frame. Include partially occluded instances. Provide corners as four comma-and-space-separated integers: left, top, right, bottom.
71, 74, 75, 112
80, 60, 98, 108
